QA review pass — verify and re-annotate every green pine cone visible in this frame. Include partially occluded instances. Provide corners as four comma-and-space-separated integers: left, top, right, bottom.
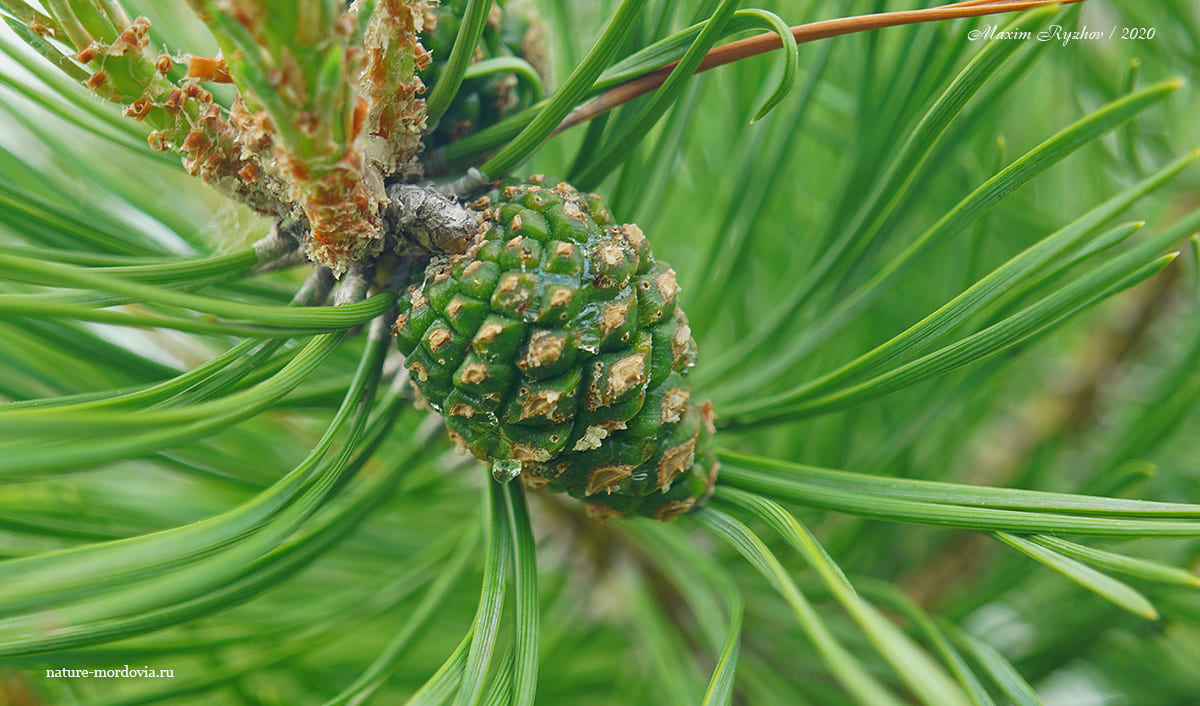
393, 179, 717, 520
421, 0, 545, 148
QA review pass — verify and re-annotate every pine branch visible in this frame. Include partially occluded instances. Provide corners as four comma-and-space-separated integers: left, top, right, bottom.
554, 0, 1087, 137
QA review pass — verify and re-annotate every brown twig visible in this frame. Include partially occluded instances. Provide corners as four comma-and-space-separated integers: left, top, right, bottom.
555, 0, 1085, 136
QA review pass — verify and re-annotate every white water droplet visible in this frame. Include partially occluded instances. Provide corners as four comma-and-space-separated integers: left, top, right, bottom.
492, 459, 523, 485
